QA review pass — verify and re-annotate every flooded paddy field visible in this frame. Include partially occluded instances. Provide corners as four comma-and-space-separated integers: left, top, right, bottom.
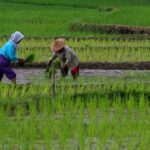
2, 68, 150, 84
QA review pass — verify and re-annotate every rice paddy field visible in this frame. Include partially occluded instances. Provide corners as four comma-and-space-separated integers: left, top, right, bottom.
0, 0, 150, 36
1, 0, 150, 150
0, 80, 150, 149
1, 36, 150, 62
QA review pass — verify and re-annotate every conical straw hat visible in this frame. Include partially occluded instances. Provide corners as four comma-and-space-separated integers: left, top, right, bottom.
51, 38, 65, 51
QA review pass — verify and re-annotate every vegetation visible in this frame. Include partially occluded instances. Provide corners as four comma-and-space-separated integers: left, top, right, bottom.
1, 37, 150, 62
0, 1, 150, 149
0, 83, 150, 149
0, 1, 150, 36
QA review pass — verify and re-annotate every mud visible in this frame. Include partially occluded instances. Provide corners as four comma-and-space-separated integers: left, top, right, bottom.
80, 62, 150, 70
10, 62, 150, 70
2, 69, 150, 84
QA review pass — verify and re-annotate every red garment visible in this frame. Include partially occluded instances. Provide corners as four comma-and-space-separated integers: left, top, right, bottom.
71, 65, 79, 77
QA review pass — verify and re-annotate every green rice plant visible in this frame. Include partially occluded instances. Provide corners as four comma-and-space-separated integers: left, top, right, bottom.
2, 37, 150, 63
25, 53, 35, 63
1, 76, 150, 149
45, 60, 61, 79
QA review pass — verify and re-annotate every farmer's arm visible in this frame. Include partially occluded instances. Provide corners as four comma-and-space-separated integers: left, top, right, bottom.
47, 52, 57, 66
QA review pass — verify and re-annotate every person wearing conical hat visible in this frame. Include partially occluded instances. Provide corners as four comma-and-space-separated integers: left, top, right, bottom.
47, 38, 79, 79
0, 31, 25, 84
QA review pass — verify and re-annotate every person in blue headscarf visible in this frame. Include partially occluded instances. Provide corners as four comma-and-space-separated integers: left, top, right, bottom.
0, 31, 25, 84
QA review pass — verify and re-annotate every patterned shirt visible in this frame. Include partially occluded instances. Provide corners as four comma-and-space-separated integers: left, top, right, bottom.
51, 46, 79, 69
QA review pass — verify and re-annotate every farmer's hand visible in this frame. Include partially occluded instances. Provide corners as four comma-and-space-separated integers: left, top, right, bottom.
17, 58, 25, 67
45, 59, 52, 72
47, 59, 53, 66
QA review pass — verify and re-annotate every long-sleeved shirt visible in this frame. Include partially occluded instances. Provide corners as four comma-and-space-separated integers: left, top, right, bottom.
51, 46, 79, 70
0, 40, 18, 62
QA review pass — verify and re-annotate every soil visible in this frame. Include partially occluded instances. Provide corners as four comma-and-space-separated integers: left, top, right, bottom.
11, 62, 150, 70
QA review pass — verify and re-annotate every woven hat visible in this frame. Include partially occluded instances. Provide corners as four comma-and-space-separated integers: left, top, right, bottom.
51, 38, 65, 51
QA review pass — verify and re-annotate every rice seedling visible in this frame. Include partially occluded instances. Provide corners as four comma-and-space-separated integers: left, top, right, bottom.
25, 54, 35, 63
0, 1, 150, 148
0, 80, 150, 149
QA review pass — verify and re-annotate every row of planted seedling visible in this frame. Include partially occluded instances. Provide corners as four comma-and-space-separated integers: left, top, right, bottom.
1, 37, 150, 62
1, 37, 150, 47
0, 81, 150, 104
0, 82, 150, 149
16, 46, 150, 62
1, 37, 150, 51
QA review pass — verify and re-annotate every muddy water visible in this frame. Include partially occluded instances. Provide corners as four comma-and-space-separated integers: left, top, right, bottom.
1, 69, 150, 84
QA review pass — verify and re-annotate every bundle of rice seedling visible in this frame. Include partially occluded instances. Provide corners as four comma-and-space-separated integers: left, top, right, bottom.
45, 60, 61, 78
25, 54, 35, 63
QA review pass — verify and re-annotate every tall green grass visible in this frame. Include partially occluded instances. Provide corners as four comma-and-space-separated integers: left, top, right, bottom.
2, 0, 150, 8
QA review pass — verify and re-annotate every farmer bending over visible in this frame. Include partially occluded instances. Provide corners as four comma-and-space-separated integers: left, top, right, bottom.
47, 38, 79, 79
0, 31, 25, 84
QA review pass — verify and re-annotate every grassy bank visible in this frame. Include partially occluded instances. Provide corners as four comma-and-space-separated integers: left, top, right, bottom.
0, 1, 150, 36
